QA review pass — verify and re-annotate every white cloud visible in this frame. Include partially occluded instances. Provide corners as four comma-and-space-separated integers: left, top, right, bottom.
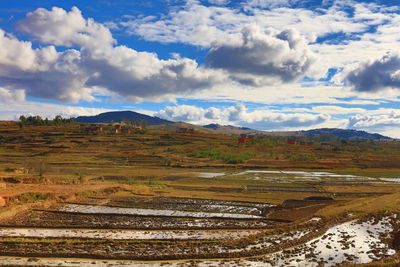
0, 29, 58, 72
348, 112, 400, 129
245, 0, 298, 8
344, 53, 400, 92
18, 6, 115, 49
156, 103, 328, 130
121, 0, 380, 47
0, 87, 25, 103
206, 25, 319, 85
207, 0, 230, 5
0, 7, 225, 104
120, 0, 400, 80
0, 100, 114, 121
311, 105, 366, 114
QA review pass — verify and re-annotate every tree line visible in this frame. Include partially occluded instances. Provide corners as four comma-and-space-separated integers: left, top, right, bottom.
18, 115, 74, 127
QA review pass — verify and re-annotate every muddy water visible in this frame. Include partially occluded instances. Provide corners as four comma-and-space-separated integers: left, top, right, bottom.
233, 170, 400, 184
196, 172, 225, 178
0, 258, 275, 266
267, 215, 397, 266
60, 204, 264, 219
0, 228, 261, 240
0, 257, 266, 266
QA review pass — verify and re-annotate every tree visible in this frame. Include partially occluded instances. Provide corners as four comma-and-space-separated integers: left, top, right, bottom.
22, 159, 48, 177
19, 115, 26, 122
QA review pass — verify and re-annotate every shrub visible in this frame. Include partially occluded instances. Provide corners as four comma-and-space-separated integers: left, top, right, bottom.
187, 149, 255, 164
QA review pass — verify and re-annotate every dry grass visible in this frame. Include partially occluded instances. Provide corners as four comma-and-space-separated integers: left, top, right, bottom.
316, 192, 400, 219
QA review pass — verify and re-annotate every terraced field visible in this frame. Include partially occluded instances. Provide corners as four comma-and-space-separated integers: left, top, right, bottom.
0, 123, 400, 266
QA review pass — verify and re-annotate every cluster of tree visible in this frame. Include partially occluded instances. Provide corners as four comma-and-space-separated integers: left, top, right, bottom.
19, 115, 74, 127
122, 120, 148, 129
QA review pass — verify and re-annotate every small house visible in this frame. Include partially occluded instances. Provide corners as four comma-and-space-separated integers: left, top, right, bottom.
121, 128, 132, 134
178, 128, 194, 133
114, 124, 121, 133
238, 137, 248, 144
84, 125, 103, 133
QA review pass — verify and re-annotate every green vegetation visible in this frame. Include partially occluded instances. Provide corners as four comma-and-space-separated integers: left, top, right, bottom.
187, 149, 255, 164
19, 115, 74, 127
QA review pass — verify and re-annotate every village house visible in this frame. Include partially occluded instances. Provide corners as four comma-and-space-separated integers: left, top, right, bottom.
178, 128, 195, 133
121, 128, 132, 134
114, 124, 121, 133
84, 124, 103, 133
238, 134, 255, 144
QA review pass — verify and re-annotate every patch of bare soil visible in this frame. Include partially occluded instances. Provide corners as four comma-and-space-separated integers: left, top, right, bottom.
2, 210, 278, 230
267, 204, 328, 222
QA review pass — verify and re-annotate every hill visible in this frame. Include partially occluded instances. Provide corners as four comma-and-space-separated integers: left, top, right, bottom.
150, 122, 215, 133
203, 124, 266, 135
74, 111, 172, 125
203, 124, 392, 140
301, 128, 392, 141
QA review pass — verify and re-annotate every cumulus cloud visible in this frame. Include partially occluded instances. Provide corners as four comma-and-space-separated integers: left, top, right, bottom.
0, 29, 93, 103
0, 87, 25, 103
0, 29, 58, 72
83, 49, 224, 101
0, 7, 224, 104
156, 103, 328, 130
122, 2, 244, 47
225, 104, 328, 129
120, 0, 400, 77
0, 100, 114, 121
156, 105, 212, 122
348, 112, 400, 129
345, 53, 400, 92
207, 0, 230, 5
121, 0, 378, 47
245, 0, 298, 8
18, 6, 115, 49
206, 25, 317, 85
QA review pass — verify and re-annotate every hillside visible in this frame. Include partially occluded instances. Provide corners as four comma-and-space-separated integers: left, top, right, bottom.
301, 128, 392, 140
203, 124, 392, 140
203, 124, 270, 136
74, 111, 172, 125
150, 122, 215, 133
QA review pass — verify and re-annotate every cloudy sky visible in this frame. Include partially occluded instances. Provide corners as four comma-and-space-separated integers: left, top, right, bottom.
1, 0, 400, 137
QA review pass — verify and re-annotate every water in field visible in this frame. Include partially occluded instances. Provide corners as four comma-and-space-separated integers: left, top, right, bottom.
60, 204, 264, 219
0, 228, 260, 240
227, 170, 400, 183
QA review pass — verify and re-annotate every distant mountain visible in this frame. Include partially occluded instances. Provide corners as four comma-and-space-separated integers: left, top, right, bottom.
74, 113, 393, 140
202, 124, 393, 140
301, 128, 392, 141
74, 111, 172, 125
203, 124, 252, 131
150, 122, 215, 133
202, 124, 264, 135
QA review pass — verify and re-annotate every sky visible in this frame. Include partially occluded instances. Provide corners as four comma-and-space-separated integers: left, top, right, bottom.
1, 0, 400, 137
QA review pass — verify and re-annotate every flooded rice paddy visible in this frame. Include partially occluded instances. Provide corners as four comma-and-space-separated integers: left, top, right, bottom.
60, 204, 264, 219
0, 228, 261, 240
0, 213, 397, 266
201, 169, 400, 184
0, 170, 398, 266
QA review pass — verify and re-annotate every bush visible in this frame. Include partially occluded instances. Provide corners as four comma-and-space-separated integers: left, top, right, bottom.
187, 149, 255, 164
286, 153, 316, 162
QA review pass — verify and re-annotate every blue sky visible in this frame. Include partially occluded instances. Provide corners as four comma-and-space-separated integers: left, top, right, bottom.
1, 0, 400, 137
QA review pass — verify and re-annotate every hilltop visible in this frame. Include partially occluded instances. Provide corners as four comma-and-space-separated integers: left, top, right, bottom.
202, 123, 393, 140
300, 128, 392, 141
74, 111, 171, 125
